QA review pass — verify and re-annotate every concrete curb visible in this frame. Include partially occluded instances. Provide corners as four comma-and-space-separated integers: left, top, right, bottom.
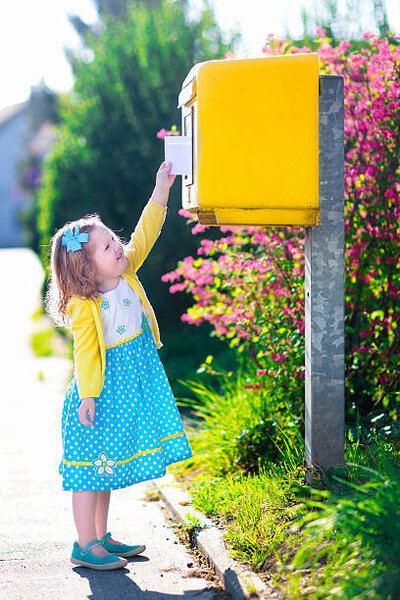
151, 473, 276, 600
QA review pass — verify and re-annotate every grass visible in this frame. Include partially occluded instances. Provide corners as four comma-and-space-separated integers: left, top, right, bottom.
168, 368, 400, 599
29, 305, 70, 359
30, 327, 55, 357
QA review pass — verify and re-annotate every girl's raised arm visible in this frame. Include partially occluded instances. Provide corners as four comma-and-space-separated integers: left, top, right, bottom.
125, 161, 175, 272
125, 198, 167, 273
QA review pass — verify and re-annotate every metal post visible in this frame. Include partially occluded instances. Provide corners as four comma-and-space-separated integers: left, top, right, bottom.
304, 75, 345, 482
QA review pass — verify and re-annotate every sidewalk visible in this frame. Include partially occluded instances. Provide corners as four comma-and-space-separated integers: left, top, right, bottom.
0, 248, 230, 600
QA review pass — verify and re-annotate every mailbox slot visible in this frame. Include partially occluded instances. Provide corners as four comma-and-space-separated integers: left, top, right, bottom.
183, 107, 194, 187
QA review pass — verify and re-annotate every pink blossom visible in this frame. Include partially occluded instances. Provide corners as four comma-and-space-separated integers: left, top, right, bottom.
178, 208, 195, 219
169, 283, 187, 294
156, 128, 167, 139
191, 223, 209, 235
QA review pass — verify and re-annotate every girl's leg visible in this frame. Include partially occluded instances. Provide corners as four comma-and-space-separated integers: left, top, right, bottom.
72, 491, 111, 557
95, 491, 122, 545
95, 490, 111, 538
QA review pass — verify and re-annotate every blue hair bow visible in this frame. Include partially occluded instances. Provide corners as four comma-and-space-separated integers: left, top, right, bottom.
62, 225, 89, 252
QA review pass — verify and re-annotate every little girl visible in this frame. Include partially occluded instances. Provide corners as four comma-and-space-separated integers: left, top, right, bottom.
46, 161, 193, 571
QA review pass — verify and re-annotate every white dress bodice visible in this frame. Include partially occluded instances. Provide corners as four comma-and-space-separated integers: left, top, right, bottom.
99, 277, 144, 347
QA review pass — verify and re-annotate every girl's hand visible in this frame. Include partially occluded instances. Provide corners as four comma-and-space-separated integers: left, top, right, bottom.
78, 397, 95, 427
155, 161, 176, 191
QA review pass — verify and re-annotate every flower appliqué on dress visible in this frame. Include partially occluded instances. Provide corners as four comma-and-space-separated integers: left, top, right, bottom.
122, 298, 131, 307
101, 300, 110, 310
92, 451, 116, 476
116, 325, 126, 335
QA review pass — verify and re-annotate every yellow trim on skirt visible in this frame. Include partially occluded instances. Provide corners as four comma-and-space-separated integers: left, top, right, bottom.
62, 431, 185, 466
104, 327, 144, 350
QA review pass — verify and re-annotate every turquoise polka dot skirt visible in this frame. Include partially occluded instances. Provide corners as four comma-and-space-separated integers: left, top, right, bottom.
59, 314, 193, 491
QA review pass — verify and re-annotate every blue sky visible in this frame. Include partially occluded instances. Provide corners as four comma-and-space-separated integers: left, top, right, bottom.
1, 0, 399, 111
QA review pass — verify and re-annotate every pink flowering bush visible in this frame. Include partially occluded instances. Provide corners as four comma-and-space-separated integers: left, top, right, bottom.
163, 218, 306, 423
162, 32, 400, 421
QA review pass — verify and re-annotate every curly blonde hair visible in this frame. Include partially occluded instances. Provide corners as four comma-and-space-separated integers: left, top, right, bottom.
45, 213, 123, 328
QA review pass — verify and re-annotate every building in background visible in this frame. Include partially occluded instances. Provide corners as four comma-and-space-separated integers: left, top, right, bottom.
0, 83, 57, 248
0, 102, 31, 247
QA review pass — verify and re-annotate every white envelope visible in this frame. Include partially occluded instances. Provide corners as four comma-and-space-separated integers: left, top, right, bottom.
164, 136, 192, 176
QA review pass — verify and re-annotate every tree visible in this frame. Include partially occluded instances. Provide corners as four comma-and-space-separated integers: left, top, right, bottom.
297, 0, 392, 43
37, 0, 241, 330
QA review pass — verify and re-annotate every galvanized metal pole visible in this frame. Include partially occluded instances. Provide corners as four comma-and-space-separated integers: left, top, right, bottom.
304, 74, 345, 482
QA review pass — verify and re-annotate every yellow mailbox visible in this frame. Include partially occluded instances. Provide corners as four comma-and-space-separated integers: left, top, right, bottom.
177, 53, 320, 226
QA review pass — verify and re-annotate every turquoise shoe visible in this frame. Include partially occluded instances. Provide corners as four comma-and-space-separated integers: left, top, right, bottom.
98, 532, 146, 558
71, 538, 128, 570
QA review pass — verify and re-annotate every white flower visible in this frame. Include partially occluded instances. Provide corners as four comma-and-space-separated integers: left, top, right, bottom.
92, 451, 116, 476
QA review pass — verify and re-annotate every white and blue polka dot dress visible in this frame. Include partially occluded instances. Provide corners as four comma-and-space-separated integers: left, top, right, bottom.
59, 278, 193, 491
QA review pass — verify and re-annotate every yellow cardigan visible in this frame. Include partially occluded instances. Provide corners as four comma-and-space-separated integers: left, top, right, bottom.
66, 198, 167, 400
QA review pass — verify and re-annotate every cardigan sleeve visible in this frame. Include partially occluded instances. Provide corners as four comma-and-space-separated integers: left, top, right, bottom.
124, 198, 167, 273
67, 298, 102, 400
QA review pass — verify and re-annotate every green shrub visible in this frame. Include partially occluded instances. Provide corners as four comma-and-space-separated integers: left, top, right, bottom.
177, 361, 305, 477
233, 416, 281, 473
30, 328, 54, 357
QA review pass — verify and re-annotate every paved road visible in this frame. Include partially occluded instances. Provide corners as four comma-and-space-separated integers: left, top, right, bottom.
0, 248, 228, 600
